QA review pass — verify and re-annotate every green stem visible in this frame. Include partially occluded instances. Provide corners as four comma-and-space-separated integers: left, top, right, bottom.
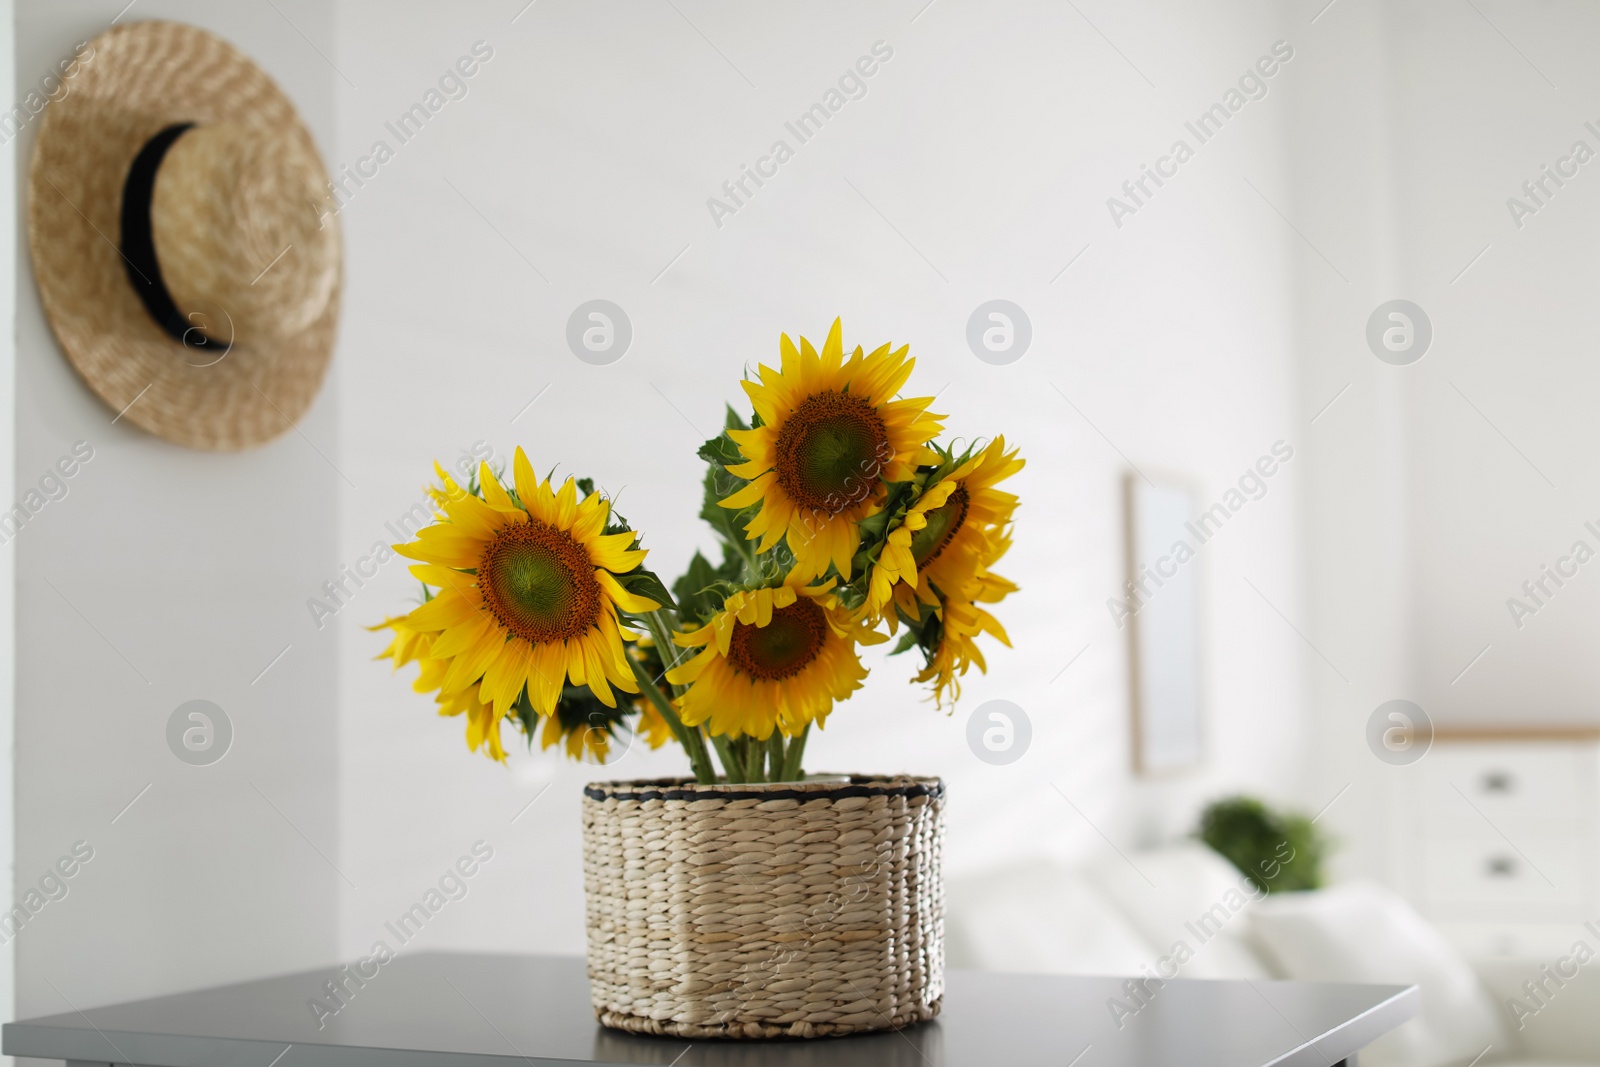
765, 733, 786, 783
639, 608, 729, 784
628, 655, 715, 784
732, 537, 761, 583
710, 733, 740, 783
780, 723, 810, 782
641, 609, 688, 675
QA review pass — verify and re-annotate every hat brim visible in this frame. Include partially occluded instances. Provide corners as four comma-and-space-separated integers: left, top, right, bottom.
28, 20, 340, 452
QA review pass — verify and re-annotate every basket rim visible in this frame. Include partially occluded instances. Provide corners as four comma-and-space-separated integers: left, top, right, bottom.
582, 773, 943, 803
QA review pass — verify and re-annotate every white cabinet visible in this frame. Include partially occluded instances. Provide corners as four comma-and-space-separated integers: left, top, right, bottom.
1403, 734, 1600, 958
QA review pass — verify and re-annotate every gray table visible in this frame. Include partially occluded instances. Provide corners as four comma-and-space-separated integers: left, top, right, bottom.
4, 951, 1416, 1067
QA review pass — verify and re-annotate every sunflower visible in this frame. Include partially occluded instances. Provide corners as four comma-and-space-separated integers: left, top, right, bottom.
451, 684, 510, 762
526, 692, 673, 763
528, 645, 673, 765
720, 319, 943, 583
666, 579, 883, 739
370, 614, 433, 672
869, 436, 1023, 626
635, 701, 676, 748
534, 689, 630, 763
915, 583, 1012, 708
371, 616, 503, 758
386, 447, 660, 758
966, 530, 1020, 606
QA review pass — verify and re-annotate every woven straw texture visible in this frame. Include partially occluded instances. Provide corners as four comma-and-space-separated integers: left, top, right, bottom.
28, 21, 340, 452
582, 775, 944, 1040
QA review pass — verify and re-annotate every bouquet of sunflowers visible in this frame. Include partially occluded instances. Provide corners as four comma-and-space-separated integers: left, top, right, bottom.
373, 320, 1022, 783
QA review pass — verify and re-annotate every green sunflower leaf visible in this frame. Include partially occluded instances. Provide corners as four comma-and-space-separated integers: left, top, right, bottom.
887, 597, 941, 658
513, 687, 540, 747
697, 430, 744, 469
834, 580, 868, 614
602, 511, 636, 537
672, 543, 744, 618
888, 629, 921, 656
699, 465, 754, 553
671, 550, 721, 621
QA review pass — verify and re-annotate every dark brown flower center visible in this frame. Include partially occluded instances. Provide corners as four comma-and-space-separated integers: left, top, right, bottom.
772, 391, 891, 515
478, 519, 601, 643
726, 598, 828, 681
911, 485, 970, 568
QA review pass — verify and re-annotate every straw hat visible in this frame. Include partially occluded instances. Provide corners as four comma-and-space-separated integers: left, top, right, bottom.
28, 21, 341, 451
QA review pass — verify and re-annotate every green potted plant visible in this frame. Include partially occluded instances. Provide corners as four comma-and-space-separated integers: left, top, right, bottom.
1197, 795, 1329, 893
371, 318, 1024, 1038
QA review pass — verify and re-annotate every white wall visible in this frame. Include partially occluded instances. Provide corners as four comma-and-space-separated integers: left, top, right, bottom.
1279, 0, 1416, 886
1388, 0, 1600, 724
10, 0, 1600, 1014
332, 0, 1312, 962
11, 0, 341, 1031
1286, 0, 1600, 889
0, 0, 14, 1053
0, 0, 1330, 1019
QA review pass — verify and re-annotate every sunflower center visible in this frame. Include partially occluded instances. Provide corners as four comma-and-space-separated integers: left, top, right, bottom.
478, 520, 601, 644
911, 485, 970, 568
773, 391, 891, 515
726, 598, 829, 681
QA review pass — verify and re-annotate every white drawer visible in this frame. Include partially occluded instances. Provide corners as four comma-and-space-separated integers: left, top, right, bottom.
1434, 921, 1596, 961
1421, 838, 1593, 908
1417, 743, 1598, 839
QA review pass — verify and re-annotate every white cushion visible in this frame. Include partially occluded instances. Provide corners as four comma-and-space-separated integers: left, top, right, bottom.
1082, 842, 1273, 979
944, 860, 1157, 975
1249, 881, 1509, 1067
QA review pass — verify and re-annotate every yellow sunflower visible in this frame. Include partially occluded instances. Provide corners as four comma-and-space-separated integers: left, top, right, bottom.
449, 683, 510, 762
916, 583, 1012, 708
666, 580, 883, 739
533, 696, 674, 763
635, 702, 675, 748
539, 712, 611, 762
386, 447, 660, 756
720, 319, 944, 582
372, 616, 505, 759
370, 614, 433, 671
533, 647, 672, 765
967, 530, 1020, 606
869, 436, 1023, 626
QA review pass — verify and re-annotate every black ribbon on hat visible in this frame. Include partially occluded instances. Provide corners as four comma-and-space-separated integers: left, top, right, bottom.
119, 122, 223, 350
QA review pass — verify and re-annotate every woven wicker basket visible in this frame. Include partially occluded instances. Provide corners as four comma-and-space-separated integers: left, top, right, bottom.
581, 775, 945, 1039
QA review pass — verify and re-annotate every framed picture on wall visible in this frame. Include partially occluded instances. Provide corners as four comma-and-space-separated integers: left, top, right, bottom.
1123, 473, 1206, 775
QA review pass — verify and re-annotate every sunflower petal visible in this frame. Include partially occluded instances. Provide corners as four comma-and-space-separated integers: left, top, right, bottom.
572, 493, 609, 543
482, 638, 534, 717
553, 477, 578, 529
720, 472, 774, 510
442, 623, 505, 694
479, 462, 514, 510
588, 531, 647, 573
579, 634, 616, 707
527, 641, 566, 714
395, 528, 485, 569
596, 569, 659, 613
402, 590, 485, 633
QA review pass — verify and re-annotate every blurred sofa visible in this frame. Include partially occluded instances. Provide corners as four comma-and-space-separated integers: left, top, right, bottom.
944, 844, 1600, 1067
